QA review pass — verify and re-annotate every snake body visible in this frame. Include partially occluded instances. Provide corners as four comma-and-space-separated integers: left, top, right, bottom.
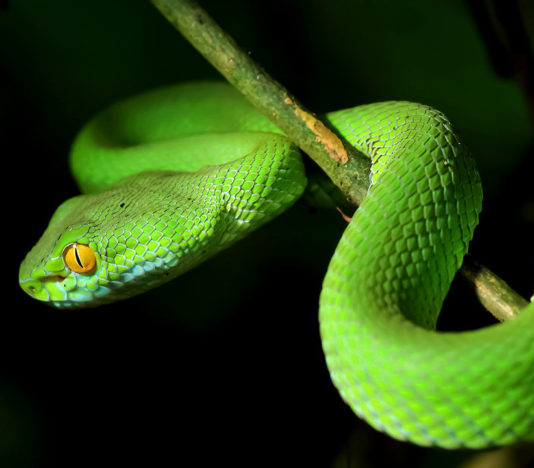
19, 82, 534, 448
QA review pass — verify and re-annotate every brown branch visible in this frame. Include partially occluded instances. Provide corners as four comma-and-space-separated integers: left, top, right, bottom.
460, 256, 529, 321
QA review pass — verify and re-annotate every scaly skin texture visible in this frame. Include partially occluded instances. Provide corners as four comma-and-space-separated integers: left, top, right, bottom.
19, 82, 534, 447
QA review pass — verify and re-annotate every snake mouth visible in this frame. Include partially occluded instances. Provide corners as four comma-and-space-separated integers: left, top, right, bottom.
38, 274, 68, 284
19, 273, 72, 303
24, 275, 68, 293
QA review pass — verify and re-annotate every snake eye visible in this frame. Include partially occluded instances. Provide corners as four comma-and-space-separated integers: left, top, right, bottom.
63, 243, 96, 274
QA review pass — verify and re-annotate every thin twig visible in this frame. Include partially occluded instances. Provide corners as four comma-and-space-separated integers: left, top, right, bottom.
460, 256, 529, 322
150, 0, 531, 321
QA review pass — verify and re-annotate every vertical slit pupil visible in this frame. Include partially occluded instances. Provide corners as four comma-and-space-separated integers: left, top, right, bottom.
74, 246, 84, 268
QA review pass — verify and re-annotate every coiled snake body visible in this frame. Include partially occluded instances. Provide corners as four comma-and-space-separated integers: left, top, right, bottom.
19, 82, 534, 448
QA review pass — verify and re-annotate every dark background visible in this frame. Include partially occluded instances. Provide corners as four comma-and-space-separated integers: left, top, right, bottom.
1, 0, 533, 466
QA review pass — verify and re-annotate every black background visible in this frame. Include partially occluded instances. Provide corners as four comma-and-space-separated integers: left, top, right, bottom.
1, 1, 533, 466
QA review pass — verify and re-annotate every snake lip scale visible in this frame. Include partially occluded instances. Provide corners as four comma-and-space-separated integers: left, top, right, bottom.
19, 82, 534, 448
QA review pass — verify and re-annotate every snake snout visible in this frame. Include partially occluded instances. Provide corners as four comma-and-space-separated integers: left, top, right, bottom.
20, 278, 42, 299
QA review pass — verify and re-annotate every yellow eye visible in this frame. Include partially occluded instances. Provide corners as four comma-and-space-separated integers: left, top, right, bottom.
63, 243, 96, 274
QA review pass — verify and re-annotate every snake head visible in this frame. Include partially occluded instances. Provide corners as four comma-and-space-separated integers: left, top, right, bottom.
19, 194, 110, 308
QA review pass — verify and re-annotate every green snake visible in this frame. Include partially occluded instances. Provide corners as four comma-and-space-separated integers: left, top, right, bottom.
19, 82, 534, 448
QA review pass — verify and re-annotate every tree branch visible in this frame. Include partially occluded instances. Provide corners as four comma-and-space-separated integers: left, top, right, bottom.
460, 256, 529, 322
150, 0, 531, 321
